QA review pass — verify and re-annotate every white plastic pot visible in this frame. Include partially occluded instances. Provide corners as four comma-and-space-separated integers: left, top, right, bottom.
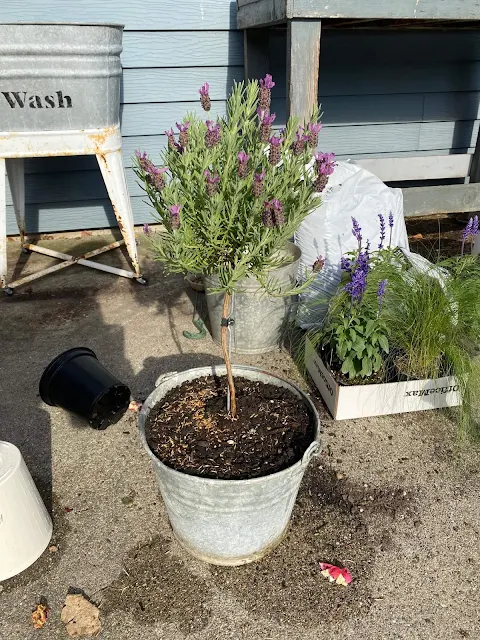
0, 442, 53, 581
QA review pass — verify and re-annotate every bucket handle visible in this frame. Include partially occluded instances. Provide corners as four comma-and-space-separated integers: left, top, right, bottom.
302, 440, 321, 467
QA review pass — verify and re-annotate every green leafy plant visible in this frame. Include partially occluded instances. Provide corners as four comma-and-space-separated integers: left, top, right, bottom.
135, 76, 329, 415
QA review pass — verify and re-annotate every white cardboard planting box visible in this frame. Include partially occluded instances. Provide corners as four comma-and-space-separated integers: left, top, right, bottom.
305, 337, 461, 420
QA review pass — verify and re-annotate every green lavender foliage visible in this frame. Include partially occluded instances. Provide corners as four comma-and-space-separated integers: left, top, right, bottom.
135, 80, 322, 294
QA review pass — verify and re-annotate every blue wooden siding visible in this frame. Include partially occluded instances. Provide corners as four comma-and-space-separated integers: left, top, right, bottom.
2, 12, 480, 233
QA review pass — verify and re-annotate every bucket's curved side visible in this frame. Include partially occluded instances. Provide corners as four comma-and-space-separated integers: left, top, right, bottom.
139, 365, 321, 566
204, 243, 301, 354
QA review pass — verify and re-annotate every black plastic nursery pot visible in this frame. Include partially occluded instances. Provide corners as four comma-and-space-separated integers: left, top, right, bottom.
39, 347, 131, 429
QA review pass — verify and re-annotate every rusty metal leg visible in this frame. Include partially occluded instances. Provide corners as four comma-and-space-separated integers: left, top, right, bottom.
6, 159, 25, 246
96, 150, 141, 277
0, 158, 7, 288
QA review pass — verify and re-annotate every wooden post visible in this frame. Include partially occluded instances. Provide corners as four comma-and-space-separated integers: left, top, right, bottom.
244, 28, 270, 81
286, 19, 322, 124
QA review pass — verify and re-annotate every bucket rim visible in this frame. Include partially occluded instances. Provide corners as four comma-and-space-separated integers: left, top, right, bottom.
0, 22, 125, 28
39, 347, 97, 407
139, 364, 321, 486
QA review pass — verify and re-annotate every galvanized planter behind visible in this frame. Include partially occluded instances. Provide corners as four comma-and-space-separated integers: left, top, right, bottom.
139, 365, 321, 566
0, 22, 123, 131
204, 242, 301, 354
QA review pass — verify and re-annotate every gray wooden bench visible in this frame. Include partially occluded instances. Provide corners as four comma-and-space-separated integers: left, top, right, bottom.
238, 0, 480, 217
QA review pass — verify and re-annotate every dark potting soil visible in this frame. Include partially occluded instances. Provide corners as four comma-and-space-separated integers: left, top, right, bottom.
145, 376, 314, 480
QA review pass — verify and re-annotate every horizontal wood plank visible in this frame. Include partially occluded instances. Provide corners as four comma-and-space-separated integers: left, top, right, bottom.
122, 31, 243, 68
356, 154, 472, 181
122, 67, 244, 103
5, 196, 156, 236
7, 181, 480, 235
403, 182, 480, 216
0, 0, 236, 30
253, 0, 480, 22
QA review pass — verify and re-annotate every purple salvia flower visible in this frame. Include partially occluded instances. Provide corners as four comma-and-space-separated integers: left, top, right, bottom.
143, 223, 151, 235
377, 279, 387, 311
462, 217, 474, 240
204, 169, 220, 196
378, 213, 386, 249
307, 122, 322, 148
472, 215, 479, 237
268, 135, 283, 166
463, 214, 480, 255
340, 256, 352, 273
205, 120, 221, 148
345, 267, 368, 302
176, 121, 190, 148
312, 256, 325, 273
199, 82, 211, 111
253, 170, 266, 198
351, 217, 362, 244
259, 74, 275, 110
169, 204, 181, 230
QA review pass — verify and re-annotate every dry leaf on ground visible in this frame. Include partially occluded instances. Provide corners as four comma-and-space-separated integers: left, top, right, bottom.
60, 594, 101, 637
31, 603, 49, 629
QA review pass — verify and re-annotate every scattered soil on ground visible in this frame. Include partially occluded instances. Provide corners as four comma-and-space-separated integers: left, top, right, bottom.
103, 463, 414, 632
212, 462, 414, 627
101, 535, 212, 633
145, 376, 315, 479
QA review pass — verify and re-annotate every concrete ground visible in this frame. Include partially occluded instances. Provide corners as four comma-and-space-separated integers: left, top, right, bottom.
0, 232, 479, 640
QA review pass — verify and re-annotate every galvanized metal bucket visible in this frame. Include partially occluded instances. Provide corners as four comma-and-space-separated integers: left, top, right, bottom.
0, 22, 123, 131
204, 242, 301, 354
139, 365, 321, 566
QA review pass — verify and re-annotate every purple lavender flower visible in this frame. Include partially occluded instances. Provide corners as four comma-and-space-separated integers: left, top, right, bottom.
262, 199, 284, 227
205, 120, 221, 148
351, 217, 362, 244
253, 170, 266, 197
377, 279, 387, 310
389, 211, 394, 228
259, 74, 275, 90
268, 135, 283, 166
378, 214, 386, 249
307, 122, 322, 148
257, 108, 276, 143
176, 121, 190, 148
169, 204, 182, 230
199, 82, 211, 111
164, 129, 177, 151
292, 126, 308, 155
143, 223, 151, 235
237, 151, 250, 178
204, 169, 220, 196
135, 150, 154, 173
259, 74, 275, 110
314, 152, 336, 177
312, 256, 325, 272
146, 165, 168, 191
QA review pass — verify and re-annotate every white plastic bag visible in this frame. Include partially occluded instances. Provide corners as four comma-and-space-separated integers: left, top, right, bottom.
295, 161, 409, 328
